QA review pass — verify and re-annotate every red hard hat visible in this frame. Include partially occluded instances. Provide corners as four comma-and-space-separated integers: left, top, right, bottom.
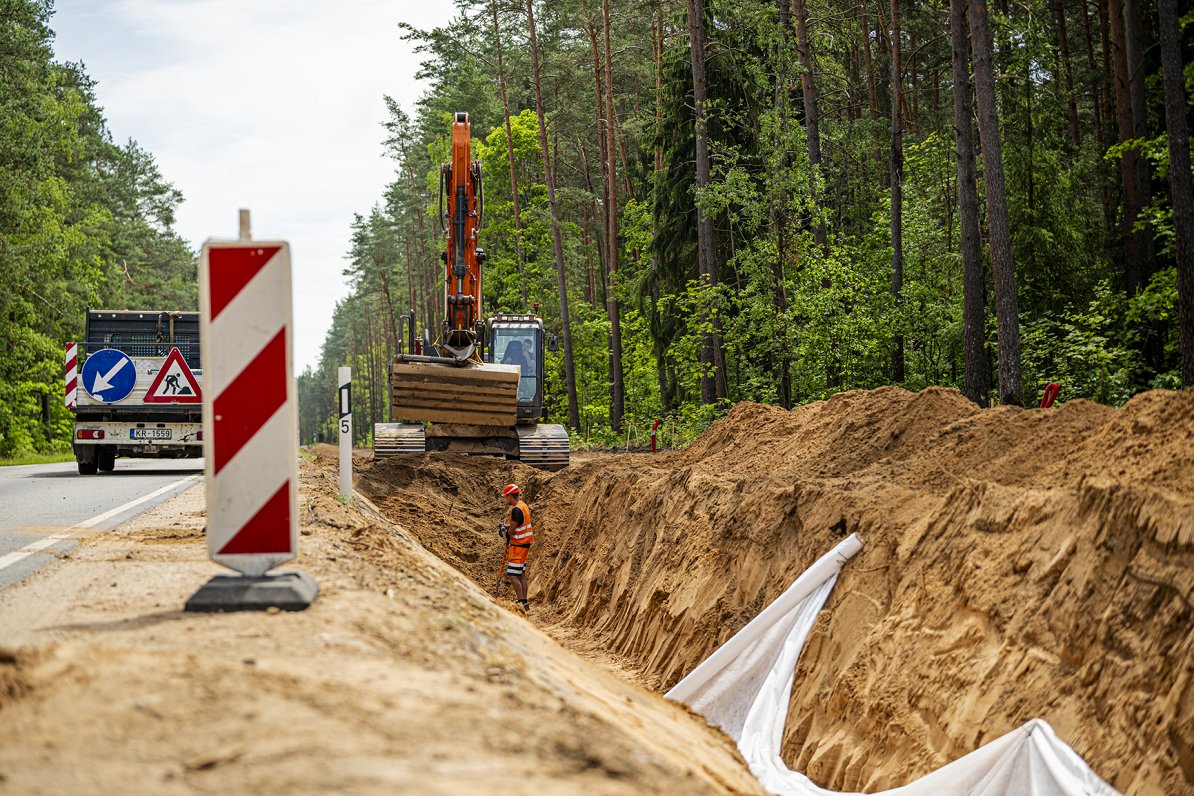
503, 483, 521, 497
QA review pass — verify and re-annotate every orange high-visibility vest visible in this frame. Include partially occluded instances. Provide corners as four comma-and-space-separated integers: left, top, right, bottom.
509, 500, 534, 546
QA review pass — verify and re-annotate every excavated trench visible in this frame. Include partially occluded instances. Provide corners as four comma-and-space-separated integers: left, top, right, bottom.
353, 386, 1194, 796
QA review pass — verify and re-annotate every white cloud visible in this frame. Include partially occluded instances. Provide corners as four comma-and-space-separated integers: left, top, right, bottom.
52, 0, 455, 371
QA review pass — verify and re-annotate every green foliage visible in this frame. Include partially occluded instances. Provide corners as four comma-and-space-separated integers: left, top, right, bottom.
0, 451, 74, 467
0, 1, 195, 457
1022, 268, 1183, 405
303, 0, 1191, 447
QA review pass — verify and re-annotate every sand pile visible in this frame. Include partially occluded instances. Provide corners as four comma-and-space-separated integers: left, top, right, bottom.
357, 386, 1194, 796
305, 442, 340, 461
0, 462, 760, 795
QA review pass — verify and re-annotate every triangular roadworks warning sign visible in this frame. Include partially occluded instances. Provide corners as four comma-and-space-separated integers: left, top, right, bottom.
144, 347, 202, 403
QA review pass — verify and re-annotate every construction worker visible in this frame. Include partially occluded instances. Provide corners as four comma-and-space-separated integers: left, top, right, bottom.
499, 483, 534, 611
500, 340, 531, 371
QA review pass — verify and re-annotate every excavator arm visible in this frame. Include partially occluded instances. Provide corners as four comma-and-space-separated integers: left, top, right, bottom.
441, 113, 485, 361
386, 112, 518, 427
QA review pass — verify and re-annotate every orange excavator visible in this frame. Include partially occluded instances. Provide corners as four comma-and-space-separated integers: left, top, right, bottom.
373, 113, 569, 470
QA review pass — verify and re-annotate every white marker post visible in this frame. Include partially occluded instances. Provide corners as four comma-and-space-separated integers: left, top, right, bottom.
338, 367, 352, 500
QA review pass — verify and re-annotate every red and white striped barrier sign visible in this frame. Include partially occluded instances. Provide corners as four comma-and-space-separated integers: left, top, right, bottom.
64, 342, 78, 409
198, 224, 299, 577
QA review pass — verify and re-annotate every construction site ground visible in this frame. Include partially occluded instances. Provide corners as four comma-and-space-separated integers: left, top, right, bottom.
1, 386, 1192, 795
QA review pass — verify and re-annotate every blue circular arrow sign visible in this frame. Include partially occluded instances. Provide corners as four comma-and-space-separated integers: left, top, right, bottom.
81, 348, 136, 403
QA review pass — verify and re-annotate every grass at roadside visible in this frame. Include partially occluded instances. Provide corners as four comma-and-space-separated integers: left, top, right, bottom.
0, 452, 74, 467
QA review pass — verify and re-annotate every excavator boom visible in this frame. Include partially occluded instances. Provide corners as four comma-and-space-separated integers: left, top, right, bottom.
442, 113, 483, 360
389, 112, 516, 426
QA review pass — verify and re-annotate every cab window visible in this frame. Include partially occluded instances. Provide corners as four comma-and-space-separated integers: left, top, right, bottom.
494, 329, 537, 401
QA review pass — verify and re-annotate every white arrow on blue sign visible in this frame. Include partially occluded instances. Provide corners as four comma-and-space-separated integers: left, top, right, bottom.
81, 349, 136, 403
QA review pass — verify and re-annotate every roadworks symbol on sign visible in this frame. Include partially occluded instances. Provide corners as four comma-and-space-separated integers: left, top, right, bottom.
144, 348, 202, 404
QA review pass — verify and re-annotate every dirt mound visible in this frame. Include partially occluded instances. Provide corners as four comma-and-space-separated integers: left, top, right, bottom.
0, 461, 761, 795
357, 387, 1194, 795
305, 442, 339, 461
680, 387, 982, 477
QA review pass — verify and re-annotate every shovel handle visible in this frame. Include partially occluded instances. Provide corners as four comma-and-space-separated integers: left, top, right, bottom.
494, 542, 510, 593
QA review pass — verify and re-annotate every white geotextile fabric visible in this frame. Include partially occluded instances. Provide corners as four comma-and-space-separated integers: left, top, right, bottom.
666, 535, 1119, 796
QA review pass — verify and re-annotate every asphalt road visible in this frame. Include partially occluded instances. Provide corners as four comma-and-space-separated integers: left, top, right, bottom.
0, 458, 203, 590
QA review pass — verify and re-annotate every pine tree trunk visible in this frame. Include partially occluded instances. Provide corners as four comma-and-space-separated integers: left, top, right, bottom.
601, 0, 625, 431
793, 0, 838, 389
491, 2, 528, 306
889, 0, 905, 383
909, 25, 920, 133
526, 0, 580, 429
653, 3, 665, 180
952, 0, 990, 406
793, 0, 826, 250
362, 310, 376, 441
408, 174, 437, 336
861, 10, 881, 120
1099, 0, 1113, 143
846, 42, 862, 125
393, 136, 438, 336
1053, 0, 1080, 148
772, 0, 793, 408
652, 1, 670, 409
969, 0, 1023, 405
404, 237, 416, 357
687, 0, 726, 403
1080, 0, 1104, 137
1080, 0, 1113, 238
1108, 0, 1153, 295
1157, 0, 1194, 385
1124, 0, 1153, 289
588, 24, 611, 310
378, 266, 398, 359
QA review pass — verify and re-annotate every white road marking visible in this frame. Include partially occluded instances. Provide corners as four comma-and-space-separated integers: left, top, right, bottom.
0, 474, 201, 574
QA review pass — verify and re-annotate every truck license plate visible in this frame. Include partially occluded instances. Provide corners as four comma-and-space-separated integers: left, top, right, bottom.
131, 428, 171, 440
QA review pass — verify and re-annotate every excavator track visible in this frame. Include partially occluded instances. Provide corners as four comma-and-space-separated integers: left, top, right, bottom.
372, 423, 427, 459
515, 424, 570, 471
373, 422, 568, 471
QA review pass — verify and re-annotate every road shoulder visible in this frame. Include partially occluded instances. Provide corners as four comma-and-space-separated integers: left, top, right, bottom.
0, 462, 759, 795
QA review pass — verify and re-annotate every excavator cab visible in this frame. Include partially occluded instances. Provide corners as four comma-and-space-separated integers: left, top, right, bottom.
488, 315, 545, 422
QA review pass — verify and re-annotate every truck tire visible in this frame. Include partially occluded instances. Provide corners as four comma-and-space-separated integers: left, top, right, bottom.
75, 444, 98, 475
97, 448, 116, 472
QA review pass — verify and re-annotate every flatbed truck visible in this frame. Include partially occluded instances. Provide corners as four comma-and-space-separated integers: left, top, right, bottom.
69, 310, 203, 474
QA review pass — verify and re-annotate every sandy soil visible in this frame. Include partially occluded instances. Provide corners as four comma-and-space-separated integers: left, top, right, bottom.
6, 386, 1191, 795
0, 463, 761, 795
355, 386, 1194, 796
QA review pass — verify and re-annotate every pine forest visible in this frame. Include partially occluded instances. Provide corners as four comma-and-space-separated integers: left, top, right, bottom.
0, 1, 196, 458
300, 0, 1194, 447
2, 0, 1192, 455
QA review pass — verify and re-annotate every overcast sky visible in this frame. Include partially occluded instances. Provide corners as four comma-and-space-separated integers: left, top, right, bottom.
51, 0, 454, 371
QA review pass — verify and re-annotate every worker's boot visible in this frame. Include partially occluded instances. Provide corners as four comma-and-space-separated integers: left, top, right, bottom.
518, 599, 529, 611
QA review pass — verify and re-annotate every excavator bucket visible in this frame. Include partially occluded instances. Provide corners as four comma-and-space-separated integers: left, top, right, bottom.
389, 361, 521, 426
